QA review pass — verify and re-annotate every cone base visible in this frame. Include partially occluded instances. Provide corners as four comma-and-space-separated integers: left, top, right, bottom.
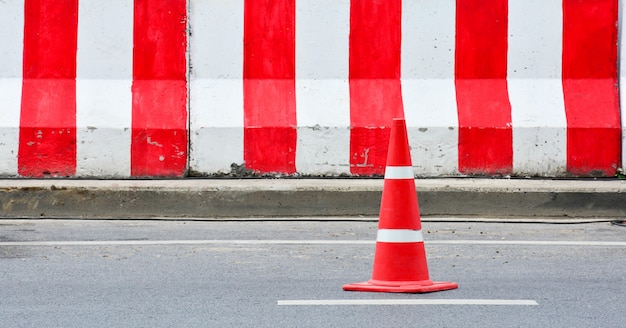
343, 279, 458, 293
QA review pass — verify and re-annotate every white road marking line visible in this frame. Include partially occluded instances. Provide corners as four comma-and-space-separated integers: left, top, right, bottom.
430, 240, 626, 246
0, 240, 625, 247
277, 299, 539, 306
0, 240, 370, 246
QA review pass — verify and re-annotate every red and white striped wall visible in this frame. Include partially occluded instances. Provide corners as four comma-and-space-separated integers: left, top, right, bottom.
1, 0, 187, 178
0, 0, 623, 178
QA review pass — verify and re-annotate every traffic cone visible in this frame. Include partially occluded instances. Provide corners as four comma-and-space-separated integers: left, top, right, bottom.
343, 118, 458, 293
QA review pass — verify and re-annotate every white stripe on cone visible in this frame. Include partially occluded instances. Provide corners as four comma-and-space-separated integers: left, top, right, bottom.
384, 166, 414, 179
376, 229, 424, 243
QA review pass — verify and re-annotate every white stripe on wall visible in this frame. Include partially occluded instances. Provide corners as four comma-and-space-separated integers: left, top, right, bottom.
295, 0, 351, 175
0, 0, 24, 177
508, 0, 567, 176
402, 0, 459, 177
76, 0, 133, 177
189, 0, 245, 174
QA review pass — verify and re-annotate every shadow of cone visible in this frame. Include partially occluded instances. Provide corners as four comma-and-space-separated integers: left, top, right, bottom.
343, 118, 458, 293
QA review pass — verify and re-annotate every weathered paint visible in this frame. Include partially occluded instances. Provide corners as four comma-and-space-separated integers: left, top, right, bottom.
131, 0, 188, 177
562, 0, 620, 176
508, 0, 567, 176
349, 0, 404, 176
455, 0, 513, 175
243, 0, 297, 174
0, 0, 623, 178
402, 0, 459, 176
0, 0, 23, 176
19, 0, 79, 177
295, 0, 351, 176
189, 0, 244, 174
76, 0, 133, 177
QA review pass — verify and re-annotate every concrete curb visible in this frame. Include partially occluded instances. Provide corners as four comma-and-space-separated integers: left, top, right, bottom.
0, 178, 625, 220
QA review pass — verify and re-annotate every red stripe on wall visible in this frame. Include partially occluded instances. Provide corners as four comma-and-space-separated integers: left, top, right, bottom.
455, 0, 512, 175
19, 0, 78, 177
349, 0, 404, 176
562, 0, 620, 176
243, 0, 296, 174
132, 0, 188, 177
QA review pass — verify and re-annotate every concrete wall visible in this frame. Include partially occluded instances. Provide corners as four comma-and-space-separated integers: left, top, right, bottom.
0, 0, 623, 178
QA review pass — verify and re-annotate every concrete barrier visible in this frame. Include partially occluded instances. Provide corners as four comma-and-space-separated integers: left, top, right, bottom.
1, 0, 187, 178
191, 0, 621, 178
0, 0, 622, 178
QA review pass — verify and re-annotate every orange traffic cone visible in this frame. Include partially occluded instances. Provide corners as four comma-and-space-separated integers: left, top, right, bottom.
343, 118, 458, 293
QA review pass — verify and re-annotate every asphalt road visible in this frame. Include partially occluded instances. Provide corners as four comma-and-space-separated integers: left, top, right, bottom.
1, 219, 625, 327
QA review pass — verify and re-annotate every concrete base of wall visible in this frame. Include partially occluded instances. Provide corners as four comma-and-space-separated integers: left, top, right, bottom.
1, 178, 624, 220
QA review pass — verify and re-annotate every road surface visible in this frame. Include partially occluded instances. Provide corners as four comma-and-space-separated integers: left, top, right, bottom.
1, 219, 625, 327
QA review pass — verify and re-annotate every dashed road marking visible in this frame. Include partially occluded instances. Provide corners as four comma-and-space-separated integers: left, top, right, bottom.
277, 299, 539, 306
